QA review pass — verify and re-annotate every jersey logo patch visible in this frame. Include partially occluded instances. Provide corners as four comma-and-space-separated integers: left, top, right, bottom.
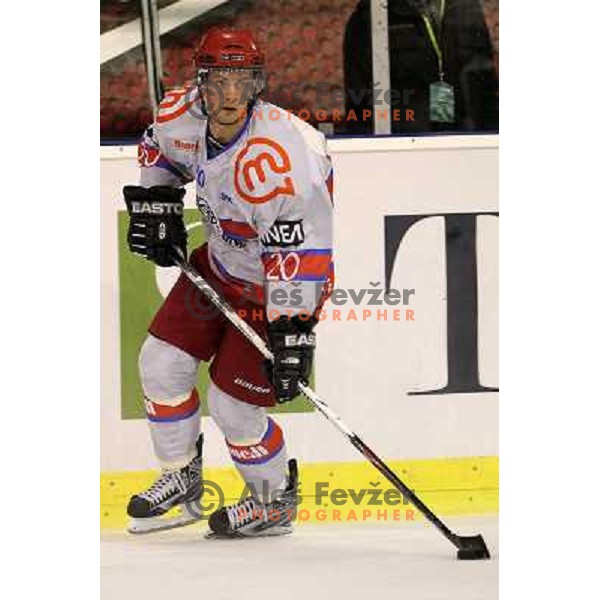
234, 137, 295, 204
172, 139, 198, 152
260, 220, 305, 247
137, 142, 161, 168
197, 167, 206, 188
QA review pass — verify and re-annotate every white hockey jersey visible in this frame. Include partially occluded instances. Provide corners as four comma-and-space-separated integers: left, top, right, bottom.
138, 87, 334, 318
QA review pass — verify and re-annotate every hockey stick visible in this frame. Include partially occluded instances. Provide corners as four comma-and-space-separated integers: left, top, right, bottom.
174, 255, 490, 560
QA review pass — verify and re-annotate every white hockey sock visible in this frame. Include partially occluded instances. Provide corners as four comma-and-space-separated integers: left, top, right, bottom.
145, 390, 201, 469
207, 382, 288, 503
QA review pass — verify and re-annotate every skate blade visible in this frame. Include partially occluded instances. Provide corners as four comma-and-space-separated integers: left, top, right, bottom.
205, 525, 293, 540
127, 502, 202, 535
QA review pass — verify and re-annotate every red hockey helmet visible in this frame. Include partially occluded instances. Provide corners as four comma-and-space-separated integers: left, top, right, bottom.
194, 27, 266, 112
194, 27, 265, 71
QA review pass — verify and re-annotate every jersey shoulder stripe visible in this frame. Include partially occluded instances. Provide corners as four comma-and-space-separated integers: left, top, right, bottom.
156, 86, 201, 124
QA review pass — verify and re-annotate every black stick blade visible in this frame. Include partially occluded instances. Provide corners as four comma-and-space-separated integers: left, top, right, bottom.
456, 534, 491, 560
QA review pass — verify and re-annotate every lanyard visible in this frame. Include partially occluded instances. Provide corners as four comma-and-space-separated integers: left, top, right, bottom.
421, 0, 446, 80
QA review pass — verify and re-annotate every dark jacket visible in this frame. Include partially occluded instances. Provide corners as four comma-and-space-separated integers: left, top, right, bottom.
343, 0, 498, 134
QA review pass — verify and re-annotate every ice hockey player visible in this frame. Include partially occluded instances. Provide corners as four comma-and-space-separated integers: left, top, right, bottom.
123, 26, 334, 537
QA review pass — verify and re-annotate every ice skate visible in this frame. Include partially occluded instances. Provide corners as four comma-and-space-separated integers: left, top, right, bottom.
127, 435, 204, 534
207, 459, 298, 539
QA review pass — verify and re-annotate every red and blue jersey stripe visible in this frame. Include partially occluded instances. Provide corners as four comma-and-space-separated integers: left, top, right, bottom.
325, 167, 334, 205
219, 219, 258, 242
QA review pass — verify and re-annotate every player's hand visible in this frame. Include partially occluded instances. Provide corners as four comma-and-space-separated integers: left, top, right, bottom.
123, 185, 187, 267
265, 315, 317, 403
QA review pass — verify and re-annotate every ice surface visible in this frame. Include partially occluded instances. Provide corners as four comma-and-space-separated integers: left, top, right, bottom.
101, 516, 498, 600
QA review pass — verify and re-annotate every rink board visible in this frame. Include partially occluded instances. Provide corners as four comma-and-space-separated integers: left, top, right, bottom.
100, 455, 498, 529
101, 135, 499, 528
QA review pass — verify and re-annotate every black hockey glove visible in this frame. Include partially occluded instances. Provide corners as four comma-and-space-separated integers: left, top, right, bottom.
123, 185, 187, 267
266, 316, 317, 403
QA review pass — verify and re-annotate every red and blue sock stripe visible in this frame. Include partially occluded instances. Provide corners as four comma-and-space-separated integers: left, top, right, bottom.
145, 389, 200, 423
227, 418, 285, 466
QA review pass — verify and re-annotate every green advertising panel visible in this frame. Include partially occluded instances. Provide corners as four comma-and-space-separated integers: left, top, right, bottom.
118, 209, 314, 419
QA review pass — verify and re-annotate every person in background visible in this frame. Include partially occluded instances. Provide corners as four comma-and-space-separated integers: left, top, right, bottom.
343, 0, 498, 134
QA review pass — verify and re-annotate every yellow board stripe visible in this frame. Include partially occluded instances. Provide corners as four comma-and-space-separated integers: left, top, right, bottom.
100, 456, 498, 530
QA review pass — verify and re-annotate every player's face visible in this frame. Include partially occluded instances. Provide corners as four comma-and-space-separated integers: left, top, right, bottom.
204, 70, 254, 125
